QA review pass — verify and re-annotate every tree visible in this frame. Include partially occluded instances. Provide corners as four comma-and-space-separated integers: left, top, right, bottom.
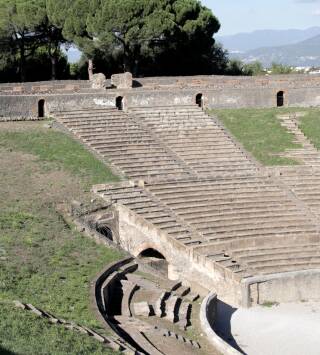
0, 0, 47, 81
243, 61, 265, 76
0, 0, 67, 81
47, 0, 100, 80
88, 0, 222, 76
225, 59, 245, 75
269, 62, 293, 75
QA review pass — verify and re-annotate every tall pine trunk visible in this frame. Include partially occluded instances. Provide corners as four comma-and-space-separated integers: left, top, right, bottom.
88, 59, 94, 80
50, 55, 57, 80
19, 43, 26, 82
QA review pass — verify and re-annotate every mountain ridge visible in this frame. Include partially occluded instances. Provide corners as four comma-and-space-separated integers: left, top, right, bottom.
217, 27, 320, 53
232, 33, 320, 67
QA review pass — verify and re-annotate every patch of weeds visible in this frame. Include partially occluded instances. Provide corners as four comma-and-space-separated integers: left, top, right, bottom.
0, 211, 38, 231
298, 109, 320, 150
261, 301, 280, 308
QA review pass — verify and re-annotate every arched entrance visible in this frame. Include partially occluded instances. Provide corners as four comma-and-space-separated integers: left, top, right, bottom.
196, 93, 203, 108
96, 223, 113, 241
138, 248, 168, 276
116, 96, 124, 110
277, 91, 284, 107
38, 99, 45, 118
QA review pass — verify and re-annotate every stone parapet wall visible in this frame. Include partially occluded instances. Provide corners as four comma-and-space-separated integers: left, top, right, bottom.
0, 80, 92, 95
2, 74, 320, 95
241, 270, 320, 307
2, 74, 320, 118
135, 74, 320, 90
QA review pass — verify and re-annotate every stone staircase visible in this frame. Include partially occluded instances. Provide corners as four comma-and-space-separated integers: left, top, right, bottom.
277, 113, 320, 166
54, 104, 320, 293
274, 166, 320, 219
129, 106, 258, 178
53, 105, 258, 182
53, 107, 194, 181
94, 175, 320, 277
269, 113, 320, 221
94, 258, 203, 354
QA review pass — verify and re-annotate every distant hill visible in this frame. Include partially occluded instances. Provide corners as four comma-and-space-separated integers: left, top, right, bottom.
217, 27, 320, 53
232, 34, 320, 67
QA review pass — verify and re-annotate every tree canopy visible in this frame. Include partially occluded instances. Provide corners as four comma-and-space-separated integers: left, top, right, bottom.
87, 0, 223, 76
0, 0, 247, 82
0, 0, 67, 81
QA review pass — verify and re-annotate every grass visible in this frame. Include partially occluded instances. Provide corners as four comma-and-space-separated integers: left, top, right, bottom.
209, 108, 303, 166
0, 122, 119, 188
298, 109, 320, 149
261, 301, 279, 308
0, 122, 123, 354
0, 303, 115, 355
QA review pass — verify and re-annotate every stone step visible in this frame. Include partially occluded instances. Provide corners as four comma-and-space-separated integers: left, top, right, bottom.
231, 243, 320, 257
253, 260, 320, 275
155, 292, 170, 317
164, 296, 181, 323
173, 285, 191, 298
244, 250, 320, 265
206, 228, 318, 243
132, 301, 151, 317
120, 281, 139, 317
118, 323, 163, 355
177, 303, 192, 330
195, 233, 320, 254
175, 205, 299, 219
150, 185, 284, 198
161, 194, 294, 209
190, 215, 311, 230
163, 197, 298, 211
83, 134, 153, 142
147, 177, 272, 191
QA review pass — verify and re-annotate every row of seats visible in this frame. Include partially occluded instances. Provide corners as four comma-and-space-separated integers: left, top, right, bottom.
55, 105, 320, 280
54, 107, 194, 181
129, 106, 258, 178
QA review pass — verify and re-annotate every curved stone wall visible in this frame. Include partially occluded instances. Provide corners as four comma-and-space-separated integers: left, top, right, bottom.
200, 292, 241, 355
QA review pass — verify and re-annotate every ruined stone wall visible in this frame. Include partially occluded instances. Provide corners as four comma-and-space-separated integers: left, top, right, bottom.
2, 74, 320, 118
0, 93, 113, 119
0, 80, 92, 94
116, 203, 242, 306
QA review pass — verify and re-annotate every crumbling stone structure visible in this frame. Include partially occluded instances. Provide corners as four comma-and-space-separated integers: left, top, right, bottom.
111, 72, 133, 89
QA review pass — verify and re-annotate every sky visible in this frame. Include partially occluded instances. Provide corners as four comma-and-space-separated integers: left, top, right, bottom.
202, 0, 320, 36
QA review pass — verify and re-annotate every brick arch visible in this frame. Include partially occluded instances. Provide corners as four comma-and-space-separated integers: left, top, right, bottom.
132, 242, 169, 261
276, 90, 286, 107
37, 97, 46, 117
195, 93, 203, 107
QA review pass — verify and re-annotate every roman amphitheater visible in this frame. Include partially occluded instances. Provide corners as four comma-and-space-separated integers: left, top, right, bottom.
2, 73, 320, 354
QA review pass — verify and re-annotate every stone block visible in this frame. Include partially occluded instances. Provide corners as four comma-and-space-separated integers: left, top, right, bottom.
91, 73, 107, 89
13, 300, 26, 309
111, 72, 133, 89
133, 301, 151, 317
